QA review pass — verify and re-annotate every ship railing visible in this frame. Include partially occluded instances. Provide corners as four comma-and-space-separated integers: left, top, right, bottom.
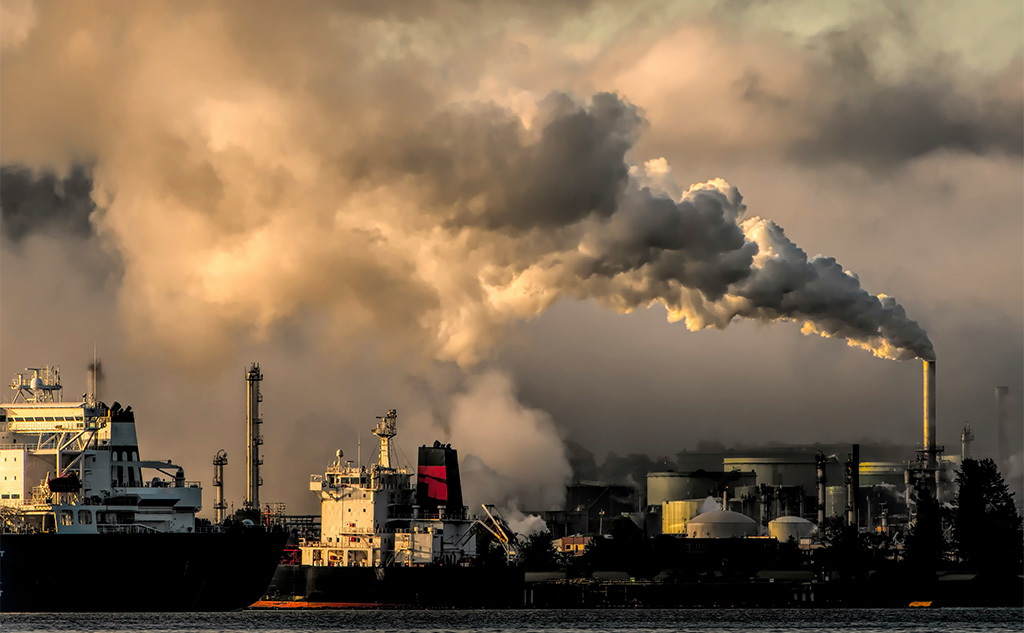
96, 523, 160, 534
135, 480, 203, 489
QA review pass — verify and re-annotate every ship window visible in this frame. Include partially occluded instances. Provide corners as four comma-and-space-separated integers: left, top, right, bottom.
45, 417, 55, 421
60, 510, 74, 525
79, 510, 93, 524
1, 494, 8, 499
11, 494, 18, 499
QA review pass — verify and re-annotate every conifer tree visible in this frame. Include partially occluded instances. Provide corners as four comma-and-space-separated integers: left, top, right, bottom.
953, 458, 1024, 572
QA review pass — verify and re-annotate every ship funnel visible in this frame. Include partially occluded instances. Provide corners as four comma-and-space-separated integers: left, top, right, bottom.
417, 441, 464, 518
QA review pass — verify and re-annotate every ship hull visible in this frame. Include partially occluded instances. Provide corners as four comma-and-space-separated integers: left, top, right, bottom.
0, 530, 287, 612
265, 564, 525, 608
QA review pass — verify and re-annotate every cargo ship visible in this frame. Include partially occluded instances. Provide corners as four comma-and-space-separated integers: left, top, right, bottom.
0, 365, 286, 612
260, 410, 523, 608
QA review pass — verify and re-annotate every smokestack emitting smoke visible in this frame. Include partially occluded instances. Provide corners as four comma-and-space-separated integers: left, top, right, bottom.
923, 360, 937, 468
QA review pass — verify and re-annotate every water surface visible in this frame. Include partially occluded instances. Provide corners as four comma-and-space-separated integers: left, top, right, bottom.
2, 607, 1021, 633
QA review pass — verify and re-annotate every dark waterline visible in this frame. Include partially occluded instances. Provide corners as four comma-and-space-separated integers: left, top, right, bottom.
2, 608, 1022, 633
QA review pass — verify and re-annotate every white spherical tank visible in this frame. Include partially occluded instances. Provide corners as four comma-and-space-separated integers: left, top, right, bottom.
768, 516, 816, 543
685, 510, 758, 539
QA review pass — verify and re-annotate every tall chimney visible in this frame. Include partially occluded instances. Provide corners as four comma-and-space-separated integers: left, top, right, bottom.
845, 444, 860, 528
815, 451, 828, 526
995, 386, 1009, 469
245, 363, 264, 512
923, 360, 937, 469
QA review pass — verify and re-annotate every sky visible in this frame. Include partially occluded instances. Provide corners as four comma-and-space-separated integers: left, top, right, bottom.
1, 0, 1021, 517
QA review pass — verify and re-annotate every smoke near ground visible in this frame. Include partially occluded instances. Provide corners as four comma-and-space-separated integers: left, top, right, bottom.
1, 1, 1020, 514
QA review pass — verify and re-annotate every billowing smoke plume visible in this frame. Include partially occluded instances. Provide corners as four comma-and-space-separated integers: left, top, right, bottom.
1, 2, 932, 366
441, 371, 571, 511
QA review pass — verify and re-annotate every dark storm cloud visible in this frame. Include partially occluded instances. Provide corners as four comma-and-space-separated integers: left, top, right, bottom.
0, 165, 95, 243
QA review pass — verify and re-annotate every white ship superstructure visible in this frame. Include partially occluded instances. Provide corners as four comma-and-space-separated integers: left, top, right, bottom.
0, 366, 201, 534
301, 409, 478, 567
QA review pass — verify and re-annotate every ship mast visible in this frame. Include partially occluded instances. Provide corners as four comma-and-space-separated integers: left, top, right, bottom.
373, 409, 398, 469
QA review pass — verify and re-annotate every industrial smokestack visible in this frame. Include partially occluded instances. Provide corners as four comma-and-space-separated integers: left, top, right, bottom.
815, 451, 828, 526
845, 444, 860, 528
923, 360, 937, 469
995, 386, 1009, 469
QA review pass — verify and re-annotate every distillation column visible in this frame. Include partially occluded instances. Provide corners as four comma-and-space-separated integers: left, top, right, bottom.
213, 450, 228, 523
245, 363, 264, 512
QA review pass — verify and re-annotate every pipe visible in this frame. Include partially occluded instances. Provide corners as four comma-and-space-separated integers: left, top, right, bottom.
923, 360, 937, 469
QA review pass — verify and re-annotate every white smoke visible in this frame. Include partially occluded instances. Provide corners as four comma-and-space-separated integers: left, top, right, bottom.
506, 509, 550, 538
442, 371, 571, 512
698, 496, 722, 515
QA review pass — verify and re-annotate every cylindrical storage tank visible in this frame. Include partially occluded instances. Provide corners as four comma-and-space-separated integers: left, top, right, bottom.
648, 473, 697, 505
722, 457, 817, 490
647, 471, 755, 505
686, 510, 758, 539
825, 485, 847, 520
661, 499, 707, 534
769, 516, 816, 543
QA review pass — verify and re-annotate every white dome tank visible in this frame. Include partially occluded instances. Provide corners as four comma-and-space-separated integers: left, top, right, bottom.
686, 510, 758, 539
768, 515, 816, 543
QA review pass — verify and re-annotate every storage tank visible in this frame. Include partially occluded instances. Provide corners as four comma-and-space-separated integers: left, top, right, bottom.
723, 457, 817, 489
647, 470, 755, 505
768, 516, 816, 543
662, 499, 712, 534
686, 510, 758, 539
